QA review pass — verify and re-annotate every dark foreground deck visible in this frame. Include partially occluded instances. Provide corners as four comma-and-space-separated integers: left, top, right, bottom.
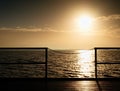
0, 78, 120, 91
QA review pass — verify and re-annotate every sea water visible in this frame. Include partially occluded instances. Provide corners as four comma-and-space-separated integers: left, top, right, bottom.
0, 49, 119, 78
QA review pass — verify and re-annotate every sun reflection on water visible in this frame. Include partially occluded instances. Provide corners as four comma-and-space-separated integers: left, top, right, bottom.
77, 50, 94, 78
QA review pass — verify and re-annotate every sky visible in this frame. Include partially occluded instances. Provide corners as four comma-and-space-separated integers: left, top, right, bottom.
0, 0, 120, 49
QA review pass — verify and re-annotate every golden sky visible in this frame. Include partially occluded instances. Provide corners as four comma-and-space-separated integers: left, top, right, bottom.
0, 0, 120, 49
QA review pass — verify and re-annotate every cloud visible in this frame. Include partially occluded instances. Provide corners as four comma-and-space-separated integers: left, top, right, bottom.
0, 26, 74, 33
94, 14, 120, 37
0, 14, 120, 36
97, 15, 120, 21
0, 27, 59, 32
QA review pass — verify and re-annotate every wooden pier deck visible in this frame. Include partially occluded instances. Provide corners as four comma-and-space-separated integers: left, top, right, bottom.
0, 78, 120, 91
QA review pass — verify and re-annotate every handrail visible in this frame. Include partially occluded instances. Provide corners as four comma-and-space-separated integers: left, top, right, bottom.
94, 47, 120, 79
0, 47, 48, 79
0, 47, 120, 79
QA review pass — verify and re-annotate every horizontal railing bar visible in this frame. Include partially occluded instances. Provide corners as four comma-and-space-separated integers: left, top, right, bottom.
94, 47, 120, 49
97, 62, 120, 64
0, 47, 48, 49
0, 62, 46, 64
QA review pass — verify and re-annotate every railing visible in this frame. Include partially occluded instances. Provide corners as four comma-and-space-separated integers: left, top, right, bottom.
0, 47, 120, 79
0, 47, 48, 79
94, 47, 120, 79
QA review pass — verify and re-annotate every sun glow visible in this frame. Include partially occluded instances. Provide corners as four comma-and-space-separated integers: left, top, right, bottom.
74, 14, 94, 31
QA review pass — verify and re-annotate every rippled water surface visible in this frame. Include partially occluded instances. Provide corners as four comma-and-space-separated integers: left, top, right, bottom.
0, 49, 119, 78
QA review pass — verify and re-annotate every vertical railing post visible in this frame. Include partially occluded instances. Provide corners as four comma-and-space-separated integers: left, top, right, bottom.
45, 48, 48, 79
95, 48, 97, 79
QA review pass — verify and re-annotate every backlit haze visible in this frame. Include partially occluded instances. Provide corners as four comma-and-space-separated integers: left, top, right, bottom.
0, 0, 120, 49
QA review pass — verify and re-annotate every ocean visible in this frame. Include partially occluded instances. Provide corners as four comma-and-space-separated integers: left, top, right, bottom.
0, 48, 120, 78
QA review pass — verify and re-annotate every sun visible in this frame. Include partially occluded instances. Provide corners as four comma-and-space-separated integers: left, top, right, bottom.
75, 15, 94, 31
78, 16, 93, 28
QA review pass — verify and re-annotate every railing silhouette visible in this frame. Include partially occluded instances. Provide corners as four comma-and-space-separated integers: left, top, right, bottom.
0, 47, 48, 79
94, 47, 120, 79
0, 47, 120, 79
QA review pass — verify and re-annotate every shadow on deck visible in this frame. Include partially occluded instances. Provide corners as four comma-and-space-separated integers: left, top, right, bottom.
0, 78, 120, 91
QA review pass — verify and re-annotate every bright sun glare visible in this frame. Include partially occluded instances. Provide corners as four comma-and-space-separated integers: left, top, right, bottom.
75, 15, 94, 31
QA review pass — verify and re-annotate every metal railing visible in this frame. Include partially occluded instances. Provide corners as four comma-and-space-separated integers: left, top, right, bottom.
0, 47, 120, 79
0, 47, 48, 79
94, 47, 120, 79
